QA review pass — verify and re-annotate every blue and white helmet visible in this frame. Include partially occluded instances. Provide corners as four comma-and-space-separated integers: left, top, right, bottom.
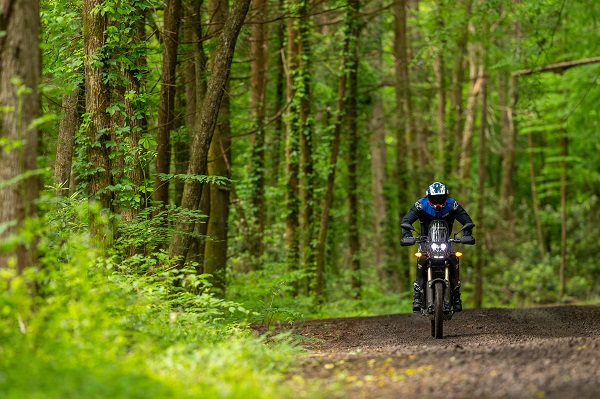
426, 182, 448, 211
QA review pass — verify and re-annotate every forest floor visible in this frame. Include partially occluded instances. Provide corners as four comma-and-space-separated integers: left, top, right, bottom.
276, 304, 600, 399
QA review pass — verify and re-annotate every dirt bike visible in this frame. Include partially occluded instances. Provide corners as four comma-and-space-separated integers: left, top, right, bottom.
401, 220, 475, 339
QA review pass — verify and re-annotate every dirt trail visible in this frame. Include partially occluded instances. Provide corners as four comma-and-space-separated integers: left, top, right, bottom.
285, 304, 600, 399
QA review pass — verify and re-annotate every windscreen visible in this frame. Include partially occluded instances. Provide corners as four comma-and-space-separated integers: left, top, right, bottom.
428, 220, 449, 242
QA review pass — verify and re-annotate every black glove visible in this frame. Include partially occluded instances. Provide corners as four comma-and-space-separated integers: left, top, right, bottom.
401, 236, 416, 246
460, 235, 475, 245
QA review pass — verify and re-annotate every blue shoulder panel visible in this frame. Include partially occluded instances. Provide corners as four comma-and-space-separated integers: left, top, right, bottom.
420, 197, 454, 217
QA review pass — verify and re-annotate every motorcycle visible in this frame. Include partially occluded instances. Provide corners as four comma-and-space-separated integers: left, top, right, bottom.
401, 220, 475, 339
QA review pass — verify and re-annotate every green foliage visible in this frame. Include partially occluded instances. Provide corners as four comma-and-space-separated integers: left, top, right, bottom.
0, 198, 318, 399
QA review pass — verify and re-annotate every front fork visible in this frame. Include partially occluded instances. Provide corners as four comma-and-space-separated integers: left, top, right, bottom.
425, 267, 451, 313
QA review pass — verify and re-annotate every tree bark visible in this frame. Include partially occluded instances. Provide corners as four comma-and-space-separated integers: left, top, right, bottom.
347, 0, 361, 299
83, 0, 113, 213
474, 63, 487, 309
54, 87, 80, 196
203, 0, 231, 294
448, 0, 473, 172
498, 70, 515, 218
169, 0, 251, 265
285, 1, 301, 293
248, 0, 269, 265
297, 0, 315, 293
368, 8, 390, 287
153, 0, 182, 208
394, 0, 417, 198
558, 131, 568, 298
0, 0, 41, 271
458, 46, 482, 188
314, 3, 350, 302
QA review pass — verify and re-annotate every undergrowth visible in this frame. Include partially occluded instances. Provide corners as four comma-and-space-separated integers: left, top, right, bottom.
0, 197, 321, 399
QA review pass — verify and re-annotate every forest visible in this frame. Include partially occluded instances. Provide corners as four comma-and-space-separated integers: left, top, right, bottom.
0, 0, 599, 397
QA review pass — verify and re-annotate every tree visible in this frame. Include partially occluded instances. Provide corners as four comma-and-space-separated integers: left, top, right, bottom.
169, 0, 252, 265
54, 87, 81, 196
0, 0, 41, 270
203, 0, 231, 294
248, 0, 269, 265
153, 0, 183, 208
83, 0, 113, 212
347, 0, 361, 298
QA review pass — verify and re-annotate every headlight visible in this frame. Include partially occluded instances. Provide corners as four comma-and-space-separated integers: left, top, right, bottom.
431, 243, 447, 250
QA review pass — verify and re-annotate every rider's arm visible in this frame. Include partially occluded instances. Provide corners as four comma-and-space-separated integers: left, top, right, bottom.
401, 202, 420, 237
453, 201, 474, 235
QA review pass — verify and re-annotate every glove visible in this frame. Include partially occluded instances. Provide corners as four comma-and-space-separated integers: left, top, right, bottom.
401, 236, 416, 246
460, 235, 475, 245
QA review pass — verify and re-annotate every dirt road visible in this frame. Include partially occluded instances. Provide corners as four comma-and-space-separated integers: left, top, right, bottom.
288, 304, 600, 399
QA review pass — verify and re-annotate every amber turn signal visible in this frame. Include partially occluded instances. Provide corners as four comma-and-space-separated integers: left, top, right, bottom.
415, 252, 422, 258
455, 251, 463, 257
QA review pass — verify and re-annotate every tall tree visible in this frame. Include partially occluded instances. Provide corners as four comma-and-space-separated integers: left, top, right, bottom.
54, 87, 81, 196
285, 0, 301, 291
169, 0, 252, 265
0, 0, 41, 270
368, 5, 391, 286
448, 0, 473, 171
248, 0, 269, 265
394, 0, 414, 290
83, 0, 113, 212
347, 0, 361, 298
203, 0, 231, 294
153, 0, 183, 208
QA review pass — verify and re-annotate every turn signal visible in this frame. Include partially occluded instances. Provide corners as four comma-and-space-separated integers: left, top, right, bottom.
415, 252, 422, 258
455, 251, 463, 257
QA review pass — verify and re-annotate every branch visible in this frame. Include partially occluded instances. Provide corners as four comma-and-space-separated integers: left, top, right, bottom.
512, 56, 600, 77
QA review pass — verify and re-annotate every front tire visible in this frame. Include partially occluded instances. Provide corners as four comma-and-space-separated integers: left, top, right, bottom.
434, 282, 444, 339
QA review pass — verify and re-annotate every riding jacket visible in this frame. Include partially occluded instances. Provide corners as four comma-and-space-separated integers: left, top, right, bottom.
401, 197, 474, 238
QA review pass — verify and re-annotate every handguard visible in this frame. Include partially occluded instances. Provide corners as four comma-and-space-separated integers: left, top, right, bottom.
401, 236, 416, 246
460, 235, 476, 245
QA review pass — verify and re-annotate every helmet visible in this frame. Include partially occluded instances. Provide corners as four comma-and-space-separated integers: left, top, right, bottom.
426, 182, 448, 211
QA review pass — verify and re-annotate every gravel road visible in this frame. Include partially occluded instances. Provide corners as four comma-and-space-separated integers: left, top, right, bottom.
286, 304, 600, 399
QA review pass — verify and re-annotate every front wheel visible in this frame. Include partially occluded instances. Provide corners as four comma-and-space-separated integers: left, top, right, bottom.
434, 282, 444, 339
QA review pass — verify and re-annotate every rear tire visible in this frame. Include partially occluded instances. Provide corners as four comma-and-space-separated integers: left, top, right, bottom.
434, 282, 444, 339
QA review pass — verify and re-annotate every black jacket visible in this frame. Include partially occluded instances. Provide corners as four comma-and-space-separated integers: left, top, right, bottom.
402, 197, 474, 237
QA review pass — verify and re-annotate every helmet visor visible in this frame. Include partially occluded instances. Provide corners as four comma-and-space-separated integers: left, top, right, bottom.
428, 193, 448, 207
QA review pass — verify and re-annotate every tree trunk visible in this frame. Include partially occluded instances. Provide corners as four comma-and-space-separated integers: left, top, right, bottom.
434, 48, 446, 177
458, 46, 482, 189
54, 87, 80, 196
449, 0, 473, 172
297, 0, 315, 293
83, 0, 113, 213
203, 0, 231, 294
474, 62, 487, 309
248, 0, 269, 265
0, 0, 41, 271
498, 70, 515, 218
169, 0, 252, 265
153, 0, 182, 208
285, 1, 301, 293
526, 127, 546, 259
121, 12, 148, 222
204, 87, 231, 295
559, 131, 568, 298
347, 0, 361, 299
314, 3, 350, 303
394, 0, 417, 198
269, 0, 286, 192
183, 0, 210, 265
394, 0, 413, 291
368, 10, 389, 287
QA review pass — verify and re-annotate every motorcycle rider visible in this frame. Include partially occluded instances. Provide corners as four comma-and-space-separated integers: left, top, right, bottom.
401, 182, 475, 313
